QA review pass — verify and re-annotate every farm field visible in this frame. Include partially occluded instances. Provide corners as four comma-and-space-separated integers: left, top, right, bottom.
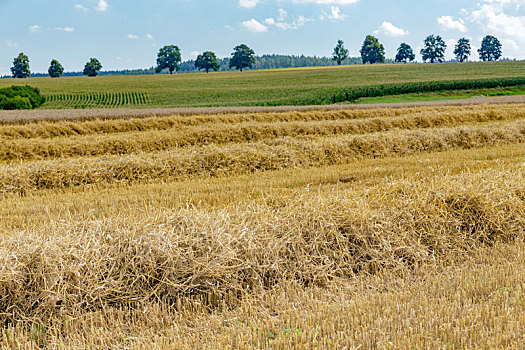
1, 61, 525, 108
0, 100, 524, 348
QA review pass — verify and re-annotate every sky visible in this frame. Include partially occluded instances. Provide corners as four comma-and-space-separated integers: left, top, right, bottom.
0, 0, 524, 75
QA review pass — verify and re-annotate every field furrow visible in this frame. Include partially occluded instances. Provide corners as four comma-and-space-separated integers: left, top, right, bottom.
1, 106, 524, 161
1, 119, 524, 193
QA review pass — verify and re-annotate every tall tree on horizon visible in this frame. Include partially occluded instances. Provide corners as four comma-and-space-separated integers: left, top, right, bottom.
332, 39, 349, 66
478, 35, 502, 61
420, 35, 447, 63
83, 58, 102, 77
360, 35, 385, 65
454, 38, 471, 62
195, 51, 220, 73
229, 44, 256, 72
11, 53, 31, 78
156, 45, 182, 74
48, 59, 64, 78
395, 43, 415, 64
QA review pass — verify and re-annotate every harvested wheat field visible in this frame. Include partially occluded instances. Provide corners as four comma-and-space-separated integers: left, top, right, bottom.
0, 101, 524, 349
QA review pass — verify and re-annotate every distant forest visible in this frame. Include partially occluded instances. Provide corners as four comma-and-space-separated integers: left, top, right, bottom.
20, 55, 394, 78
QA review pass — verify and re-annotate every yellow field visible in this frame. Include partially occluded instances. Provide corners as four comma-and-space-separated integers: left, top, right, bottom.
0, 102, 524, 348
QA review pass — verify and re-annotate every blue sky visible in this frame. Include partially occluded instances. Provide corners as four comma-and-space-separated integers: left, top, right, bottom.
0, 0, 524, 75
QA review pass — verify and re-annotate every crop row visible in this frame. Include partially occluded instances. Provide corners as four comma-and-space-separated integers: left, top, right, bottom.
43, 91, 151, 109
295, 77, 525, 105
1, 103, 523, 139
1, 119, 524, 193
1, 166, 523, 321
1, 107, 524, 162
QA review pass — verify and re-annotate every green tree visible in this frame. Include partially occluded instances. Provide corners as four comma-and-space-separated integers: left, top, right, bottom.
195, 51, 220, 73
454, 38, 471, 62
360, 35, 385, 64
11, 53, 31, 78
156, 45, 182, 74
478, 35, 502, 61
395, 43, 415, 64
83, 58, 102, 77
229, 44, 256, 72
48, 59, 64, 78
332, 39, 349, 66
420, 35, 447, 63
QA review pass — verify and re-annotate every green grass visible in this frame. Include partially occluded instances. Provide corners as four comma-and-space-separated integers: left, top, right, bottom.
356, 85, 525, 104
0, 61, 524, 109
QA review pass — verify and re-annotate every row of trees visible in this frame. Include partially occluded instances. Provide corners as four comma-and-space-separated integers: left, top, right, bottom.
333, 34, 503, 66
8, 35, 504, 78
156, 44, 255, 74
9, 44, 256, 78
10, 54, 103, 78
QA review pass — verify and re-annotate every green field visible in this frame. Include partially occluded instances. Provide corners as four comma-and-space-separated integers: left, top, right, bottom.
0, 61, 524, 109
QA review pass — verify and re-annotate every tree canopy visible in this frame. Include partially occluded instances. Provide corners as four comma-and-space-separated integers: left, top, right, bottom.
83, 58, 102, 77
360, 35, 385, 64
478, 35, 502, 62
332, 40, 349, 66
395, 43, 415, 64
11, 53, 31, 78
420, 35, 447, 63
48, 59, 64, 78
229, 44, 256, 72
156, 45, 182, 74
454, 38, 471, 62
195, 51, 220, 73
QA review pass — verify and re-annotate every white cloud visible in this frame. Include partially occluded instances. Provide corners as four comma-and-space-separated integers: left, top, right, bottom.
470, 2, 525, 41
95, 0, 109, 12
320, 6, 347, 20
5, 40, 18, 47
278, 8, 288, 21
190, 51, 200, 59
290, 0, 359, 3
501, 38, 519, 51
146, 34, 154, 39
462, 0, 525, 58
239, 0, 259, 8
373, 21, 409, 37
75, 4, 88, 13
127, 34, 139, 39
56, 27, 75, 32
437, 16, 467, 32
241, 18, 268, 32
445, 39, 458, 60
29, 25, 42, 33
265, 11, 312, 30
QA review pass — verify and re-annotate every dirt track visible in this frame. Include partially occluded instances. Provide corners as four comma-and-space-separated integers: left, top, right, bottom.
2, 95, 525, 123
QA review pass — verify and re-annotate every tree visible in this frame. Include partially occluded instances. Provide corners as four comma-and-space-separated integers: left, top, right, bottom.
360, 35, 385, 64
156, 45, 182, 74
478, 35, 502, 61
48, 59, 64, 78
395, 43, 415, 64
332, 39, 349, 66
11, 53, 31, 78
195, 51, 220, 73
420, 35, 447, 63
454, 38, 471, 62
83, 58, 102, 77
229, 44, 255, 72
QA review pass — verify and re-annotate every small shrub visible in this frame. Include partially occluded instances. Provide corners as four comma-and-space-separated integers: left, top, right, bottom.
0, 85, 45, 110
